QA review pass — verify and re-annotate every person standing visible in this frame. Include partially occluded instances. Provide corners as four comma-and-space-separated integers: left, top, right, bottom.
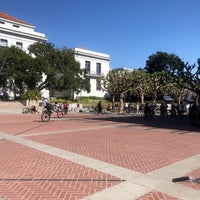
63, 101, 69, 114
96, 101, 102, 114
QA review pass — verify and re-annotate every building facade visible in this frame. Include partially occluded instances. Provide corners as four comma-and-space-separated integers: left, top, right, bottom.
0, 12, 48, 98
51, 47, 111, 99
0, 12, 47, 51
74, 47, 110, 98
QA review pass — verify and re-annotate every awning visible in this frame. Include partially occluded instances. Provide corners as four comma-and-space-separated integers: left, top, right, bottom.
163, 96, 174, 101
184, 97, 195, 103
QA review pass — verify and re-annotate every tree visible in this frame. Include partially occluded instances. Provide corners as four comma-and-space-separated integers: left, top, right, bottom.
144, 51, 189, 102
28, 42, 90, 95
145, 51, 200, 103
131, 70, 151, 104
170, 60, 200, 101
54, 47, 90, 94
0, 42, 90, 99
28, 42, 60, 91
102, 69, 134, 112
145, 51, 185, 74
0, 46, 32, 96
148, 71, 175, 103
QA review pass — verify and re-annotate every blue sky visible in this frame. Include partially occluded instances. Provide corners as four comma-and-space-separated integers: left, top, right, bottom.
1, 0, 200, 69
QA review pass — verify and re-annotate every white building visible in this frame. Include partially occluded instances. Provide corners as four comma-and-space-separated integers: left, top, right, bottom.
74, 47, 110, 98
0, 12, 111, 99
0, 11, 48, 98
51, 47, 111, 99
0, 12, 47, 51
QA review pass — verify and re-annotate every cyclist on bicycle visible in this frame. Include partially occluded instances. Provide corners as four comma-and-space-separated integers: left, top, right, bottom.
63, 101, 69, 114
42, 98, 52, 113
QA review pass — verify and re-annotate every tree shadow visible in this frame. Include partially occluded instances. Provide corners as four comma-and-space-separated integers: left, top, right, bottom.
83, 114, 200, 133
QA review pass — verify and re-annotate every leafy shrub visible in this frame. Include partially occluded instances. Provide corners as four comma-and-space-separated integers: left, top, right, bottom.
21, 89, 41, 100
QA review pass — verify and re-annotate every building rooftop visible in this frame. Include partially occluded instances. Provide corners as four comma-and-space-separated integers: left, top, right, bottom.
0, 11, 32, 26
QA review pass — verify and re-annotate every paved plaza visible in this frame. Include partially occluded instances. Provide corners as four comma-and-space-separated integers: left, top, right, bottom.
0, 102, 200, 200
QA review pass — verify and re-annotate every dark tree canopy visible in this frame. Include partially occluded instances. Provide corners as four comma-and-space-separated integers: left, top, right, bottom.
145, 51, 185, 74
145, 51, 200, 99
0, 42, 90, 98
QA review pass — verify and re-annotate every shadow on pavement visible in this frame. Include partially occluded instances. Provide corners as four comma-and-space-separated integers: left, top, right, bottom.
83, 114, 200, 133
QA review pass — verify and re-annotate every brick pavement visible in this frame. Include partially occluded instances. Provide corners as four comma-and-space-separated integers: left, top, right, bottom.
0, 106, 200, 199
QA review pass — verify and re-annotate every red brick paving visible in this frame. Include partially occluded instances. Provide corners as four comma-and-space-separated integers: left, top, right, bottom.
27, 122, 200, 173
0, 114, 114, 135
0, 112, 200, 199
0, 140, 122, 200
136, 191, 179, 200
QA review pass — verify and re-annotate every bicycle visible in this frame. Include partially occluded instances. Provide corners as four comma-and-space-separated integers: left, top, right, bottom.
22, 105, 39, 114
41, 103, 63, 122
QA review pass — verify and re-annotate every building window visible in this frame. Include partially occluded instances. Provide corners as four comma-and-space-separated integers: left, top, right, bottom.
16, 42, 23, 49
0, 39, 8, 46
96, 79, 101, 91
13, 24, 20, 28
96, 63, 101, 75
0, 21, 5, 24
85, 61, 90, 73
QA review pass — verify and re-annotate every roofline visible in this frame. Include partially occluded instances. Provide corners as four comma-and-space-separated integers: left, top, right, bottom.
0, 11, 32, 26
0, 28, 48, 41
74, 47, 110, 61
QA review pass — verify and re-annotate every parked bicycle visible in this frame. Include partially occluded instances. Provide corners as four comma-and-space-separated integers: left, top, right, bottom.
22, 105, 39, 114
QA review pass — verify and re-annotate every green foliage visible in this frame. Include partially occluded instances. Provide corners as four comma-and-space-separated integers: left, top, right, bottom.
0, 46, 32, 93
145, 51, 185, 74
102, 69, 134, 97
76, 96, 104, 101
1, 42, 200, 103
50, 98, 72, 104
0, 42, 90, 98
21, 89, 41, 100
145, 51, 200, 98
131, 70, 151, 103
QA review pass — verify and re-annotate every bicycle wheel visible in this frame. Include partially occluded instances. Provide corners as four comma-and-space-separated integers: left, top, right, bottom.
57, 111, 63, 118
41, 113, 50, 122
62, 108, 68, 115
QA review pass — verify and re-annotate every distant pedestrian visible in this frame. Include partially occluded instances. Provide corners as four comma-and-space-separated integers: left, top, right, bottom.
177, 101, 184, 118
170, 102, 176, 116
63, 101, 69, 114
136, 102, 140, 114
96, 101, 102, 114
160, 101, 168, 116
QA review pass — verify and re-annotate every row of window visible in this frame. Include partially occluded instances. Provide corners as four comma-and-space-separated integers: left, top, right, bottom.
0, 39, 23, 49
85, 61, 102, 91
85, 61, 101, 75
0, 20, 20, 28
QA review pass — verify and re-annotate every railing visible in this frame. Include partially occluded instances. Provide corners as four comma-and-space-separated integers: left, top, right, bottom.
85, 71, 103, 77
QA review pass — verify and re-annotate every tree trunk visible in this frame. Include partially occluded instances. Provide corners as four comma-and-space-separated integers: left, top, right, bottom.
141, 93, 144, 104
112, 95, 115, 111
119, 92, 124, 113
152, 91, 157, 104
